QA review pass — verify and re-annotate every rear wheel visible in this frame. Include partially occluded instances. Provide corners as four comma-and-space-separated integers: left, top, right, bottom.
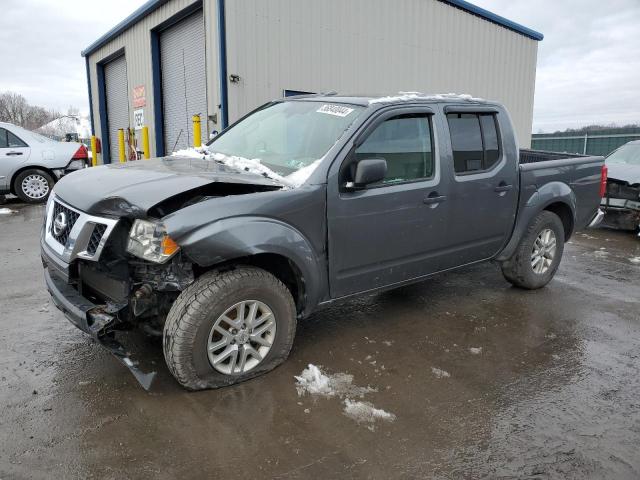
14, 169, 54, 203
163, 267, 297, 390
501, 211, 565, 289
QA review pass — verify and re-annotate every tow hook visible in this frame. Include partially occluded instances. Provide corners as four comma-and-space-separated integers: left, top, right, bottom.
87, 307, 157, 390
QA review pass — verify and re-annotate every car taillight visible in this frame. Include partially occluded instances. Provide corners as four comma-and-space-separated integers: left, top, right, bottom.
72, 144, 88, 160
599, 164, 608, 198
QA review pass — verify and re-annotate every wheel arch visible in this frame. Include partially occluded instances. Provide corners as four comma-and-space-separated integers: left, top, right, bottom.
10, 165, 57, 195
497, 182, 576, 261
172, 216, 326, 317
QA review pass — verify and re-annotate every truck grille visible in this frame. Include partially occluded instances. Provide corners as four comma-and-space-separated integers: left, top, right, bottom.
87, 224, 108, 255
50, 201, 80, 247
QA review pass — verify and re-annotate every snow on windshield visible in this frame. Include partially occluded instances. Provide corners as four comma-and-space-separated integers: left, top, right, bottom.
369, 92, 486, 104
172, 147, 320, 188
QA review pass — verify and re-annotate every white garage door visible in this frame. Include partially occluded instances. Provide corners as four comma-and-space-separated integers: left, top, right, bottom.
160, 10, 207, 153
104, 55, 129, 163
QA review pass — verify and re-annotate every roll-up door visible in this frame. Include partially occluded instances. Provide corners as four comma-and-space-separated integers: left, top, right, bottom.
160, 10, 207, 153
104, 55, 129, 163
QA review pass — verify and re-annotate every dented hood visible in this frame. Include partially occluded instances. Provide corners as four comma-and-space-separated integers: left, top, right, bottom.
606, 162, 640, 187
52, 156, 284, 216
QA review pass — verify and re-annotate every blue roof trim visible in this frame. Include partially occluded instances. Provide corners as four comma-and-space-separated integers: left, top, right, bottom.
441, 0, 543, 41
81, 0, 167, 57
82, 0, 542, 58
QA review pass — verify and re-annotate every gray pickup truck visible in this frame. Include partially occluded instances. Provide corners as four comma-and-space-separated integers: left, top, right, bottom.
41, 94, 606, 390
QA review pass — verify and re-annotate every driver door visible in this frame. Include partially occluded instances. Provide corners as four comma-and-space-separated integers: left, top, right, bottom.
326, 107, 451, 298
0, 127, 31, 191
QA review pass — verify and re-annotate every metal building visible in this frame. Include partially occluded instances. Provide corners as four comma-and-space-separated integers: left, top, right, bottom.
82, 0, 543, 162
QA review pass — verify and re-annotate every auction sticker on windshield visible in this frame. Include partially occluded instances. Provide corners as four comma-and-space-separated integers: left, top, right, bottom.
317, 104, 355, 117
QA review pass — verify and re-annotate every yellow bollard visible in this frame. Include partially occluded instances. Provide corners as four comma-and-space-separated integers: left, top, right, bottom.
192, 114, 201, 148
90, 135, 98, 166
142, 126, 150, 159
118, 129, 126, 163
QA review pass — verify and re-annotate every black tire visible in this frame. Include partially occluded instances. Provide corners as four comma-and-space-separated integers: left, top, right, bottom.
163, 266, 297, 391
501, 211, 565, 289
13, 169, 54, 204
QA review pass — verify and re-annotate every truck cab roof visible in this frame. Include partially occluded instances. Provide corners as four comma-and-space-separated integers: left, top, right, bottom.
284, 92, 495, 108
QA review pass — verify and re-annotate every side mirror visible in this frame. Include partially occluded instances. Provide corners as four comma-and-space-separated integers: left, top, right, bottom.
347, 158, 387, 189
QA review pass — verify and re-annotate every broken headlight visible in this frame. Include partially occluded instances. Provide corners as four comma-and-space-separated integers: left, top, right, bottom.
126, 219, 180, 263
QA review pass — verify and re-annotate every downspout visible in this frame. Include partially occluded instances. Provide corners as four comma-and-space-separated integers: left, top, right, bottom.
217, 0, 228, 129
85, 56, 95, 136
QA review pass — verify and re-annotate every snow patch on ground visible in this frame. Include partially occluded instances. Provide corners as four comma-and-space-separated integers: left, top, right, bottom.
295, 364, 375, 398
295, 364, 394, 428
431, 367, 451, 379
172, 148, 320, 188
369, 92, 485, 104
469, 347, 483, 355
629, 256, 640, 264
343, 399, 396, 425
0, 208, 16, 215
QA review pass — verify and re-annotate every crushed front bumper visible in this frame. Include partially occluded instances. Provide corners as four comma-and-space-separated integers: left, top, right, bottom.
42, 245, 156, 389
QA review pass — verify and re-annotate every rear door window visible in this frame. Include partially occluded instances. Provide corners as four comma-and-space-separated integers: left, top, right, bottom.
0, 128, 8, 148
447, 113, 501, 174
7, 130, 27, 148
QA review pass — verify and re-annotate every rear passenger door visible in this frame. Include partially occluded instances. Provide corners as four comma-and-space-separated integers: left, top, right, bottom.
0, 127, 30, 191
327, 107, 451, 298
440, 107, 518, 268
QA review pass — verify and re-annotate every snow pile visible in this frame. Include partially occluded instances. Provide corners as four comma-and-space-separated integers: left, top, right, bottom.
469, 347, 483, 355
343, 399, 396, 425
172, 148, 320, 188
295, 364, 395, 428
38, 116, 91, 138
431, 367, 451, 379
0, 208, 16, 215
369, 92, 485, 104
295, 364, 375, 398
629, 256, 640, 264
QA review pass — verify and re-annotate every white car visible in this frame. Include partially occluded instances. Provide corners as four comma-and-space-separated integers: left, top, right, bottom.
0, 122, 89, 203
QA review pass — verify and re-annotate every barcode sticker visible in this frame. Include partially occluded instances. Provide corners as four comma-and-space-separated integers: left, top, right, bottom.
316, 104, 354, 117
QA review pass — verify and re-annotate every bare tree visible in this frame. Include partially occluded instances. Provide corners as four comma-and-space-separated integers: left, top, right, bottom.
0, 91, 59, 130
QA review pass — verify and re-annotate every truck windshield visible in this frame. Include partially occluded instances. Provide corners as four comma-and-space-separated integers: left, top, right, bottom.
207, 101, 364, 175
606, 143, 640, 166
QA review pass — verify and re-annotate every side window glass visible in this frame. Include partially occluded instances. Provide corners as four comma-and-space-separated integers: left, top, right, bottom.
0, 128, 7, 148
447, 113, 483, 173
7, 131, 27, 148
480, 114, 500, 169
354, 113, 433, 184
447, 112, 502, 174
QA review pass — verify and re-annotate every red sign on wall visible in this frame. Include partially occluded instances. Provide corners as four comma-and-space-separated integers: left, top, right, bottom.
132, 85, 146, 108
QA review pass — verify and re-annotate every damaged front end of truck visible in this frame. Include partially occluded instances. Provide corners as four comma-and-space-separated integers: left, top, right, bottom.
41, 157, 287, 388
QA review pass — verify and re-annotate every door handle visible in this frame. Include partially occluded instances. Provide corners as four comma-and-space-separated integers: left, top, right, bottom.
6, 151, 23, 156
423, 193, 447, 205
494, 183, 513, 192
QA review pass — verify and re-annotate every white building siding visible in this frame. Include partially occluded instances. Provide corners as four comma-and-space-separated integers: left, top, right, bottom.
86, 0, 220, 160
224, 0, 538, 147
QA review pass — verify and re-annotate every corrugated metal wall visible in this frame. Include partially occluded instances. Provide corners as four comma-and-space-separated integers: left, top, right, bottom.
224, 0, 538, 147
86, 0, 220, 161
532, 128, 640, 156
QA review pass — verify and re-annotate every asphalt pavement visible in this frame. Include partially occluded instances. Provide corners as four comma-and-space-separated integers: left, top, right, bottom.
1, 199, 639, 479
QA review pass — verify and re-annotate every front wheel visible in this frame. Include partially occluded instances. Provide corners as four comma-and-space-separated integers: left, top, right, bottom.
14, 169, 54, 203
163, 267, 297, 390
501, 211, 565, 289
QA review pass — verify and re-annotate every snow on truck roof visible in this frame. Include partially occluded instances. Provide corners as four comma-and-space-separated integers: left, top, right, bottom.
285, 92, 490, 107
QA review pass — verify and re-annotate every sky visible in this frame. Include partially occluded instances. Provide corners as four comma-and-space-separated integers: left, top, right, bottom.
0, 0, 638, 133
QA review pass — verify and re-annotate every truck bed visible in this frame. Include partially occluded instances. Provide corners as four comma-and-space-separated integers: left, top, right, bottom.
519, 148, 585, 164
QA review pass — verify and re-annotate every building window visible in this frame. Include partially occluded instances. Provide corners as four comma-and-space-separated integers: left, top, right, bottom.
354, 113, 434, 184
447, 113, 501, 174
